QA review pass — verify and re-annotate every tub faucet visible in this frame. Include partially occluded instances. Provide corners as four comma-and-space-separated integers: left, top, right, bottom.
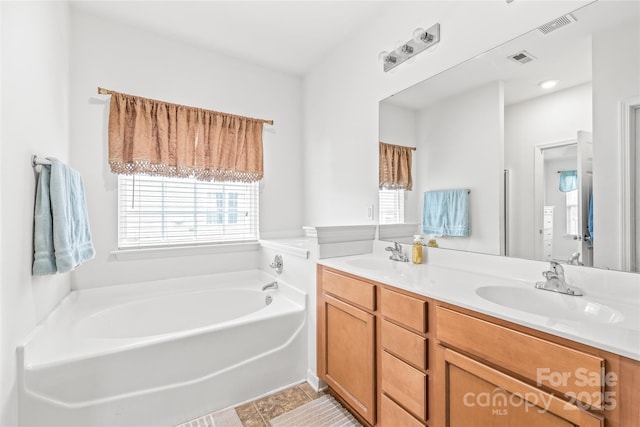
262, 281, 278, 291
385, 242, 409, 262
535, 261, 583, 296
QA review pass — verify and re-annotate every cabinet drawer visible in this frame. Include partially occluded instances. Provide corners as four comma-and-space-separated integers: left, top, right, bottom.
382, 319, 427, 370
381, 288, 427, 332
380, 394, 424, 427
381, 351, 427, 420
322, 269, 375, 310
436, 307, 605, 408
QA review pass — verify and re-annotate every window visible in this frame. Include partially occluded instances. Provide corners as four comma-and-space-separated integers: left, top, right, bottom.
118, 175, 259, 249
565, 189, 578, 236
379, 189, 405, 224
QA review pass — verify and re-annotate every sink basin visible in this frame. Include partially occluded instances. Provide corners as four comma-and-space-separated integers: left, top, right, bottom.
345, 258, 390, 271
476, 285, 624, 324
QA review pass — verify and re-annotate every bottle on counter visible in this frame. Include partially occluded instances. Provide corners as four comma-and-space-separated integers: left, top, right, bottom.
427, 238, 438, 248
412, 234, 424, 264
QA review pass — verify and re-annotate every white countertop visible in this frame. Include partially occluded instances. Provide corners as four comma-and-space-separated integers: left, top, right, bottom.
318, 252, 640, 361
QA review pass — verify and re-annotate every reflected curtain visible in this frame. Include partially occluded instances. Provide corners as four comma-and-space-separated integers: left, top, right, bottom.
558, 170, 578, 192
107, 91, 266, 182
379, 142, 415, 190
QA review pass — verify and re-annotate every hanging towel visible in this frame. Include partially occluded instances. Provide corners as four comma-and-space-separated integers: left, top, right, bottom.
422, 189, 470, 237
588, 193, 594, 245
32, 165, 57, 275
559, 170, 578, 192
32, 158, 95, 275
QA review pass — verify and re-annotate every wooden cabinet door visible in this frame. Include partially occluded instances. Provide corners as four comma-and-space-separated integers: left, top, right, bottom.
442, 348, 603, 427
319, 294, 376, 425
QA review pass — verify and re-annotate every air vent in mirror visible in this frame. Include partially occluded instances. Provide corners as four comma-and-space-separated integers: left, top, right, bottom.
538, 14, 577, 35
508, 50, 536, 64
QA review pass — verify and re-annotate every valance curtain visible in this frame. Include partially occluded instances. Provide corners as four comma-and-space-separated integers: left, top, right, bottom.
107, 91, 266, 182
558, 170, 578, 192
379, 142, 415, 190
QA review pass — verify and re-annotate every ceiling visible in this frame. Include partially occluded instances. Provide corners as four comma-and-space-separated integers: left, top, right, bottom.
70, 1, 392, 76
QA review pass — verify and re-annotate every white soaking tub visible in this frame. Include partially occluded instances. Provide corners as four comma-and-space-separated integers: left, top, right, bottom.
18, 270, 307, 427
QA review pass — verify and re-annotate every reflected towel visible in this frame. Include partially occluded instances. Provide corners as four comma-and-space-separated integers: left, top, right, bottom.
559, 170, 578, 192
588, 193, 594, 244
32, 158, 95, 275
422, 189, 470, 237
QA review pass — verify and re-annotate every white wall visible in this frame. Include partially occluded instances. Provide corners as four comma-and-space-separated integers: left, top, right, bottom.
303, 1, 591, 228
415, 81, 504, 255
505, 83, 592, 260
0, 2, 71, 425
378, 102, 418, 222
592, 15, 640, 271
68, 8, 304, 289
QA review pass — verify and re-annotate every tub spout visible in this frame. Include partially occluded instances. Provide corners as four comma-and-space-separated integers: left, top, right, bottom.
262, 281, 278, 291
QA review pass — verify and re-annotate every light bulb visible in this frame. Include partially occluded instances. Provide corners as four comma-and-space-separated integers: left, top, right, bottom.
539, 80, 559, 89
393, 40, 404, 55
378, 50, 390, 62
412, 27, 426, 42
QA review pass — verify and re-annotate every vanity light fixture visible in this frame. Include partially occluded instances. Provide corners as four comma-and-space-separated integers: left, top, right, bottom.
539, 79, 559, 89
380, 23, 440, 72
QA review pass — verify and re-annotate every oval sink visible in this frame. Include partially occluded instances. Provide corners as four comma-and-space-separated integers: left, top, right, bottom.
345, 258, 390, 271
476, 285, 624, 324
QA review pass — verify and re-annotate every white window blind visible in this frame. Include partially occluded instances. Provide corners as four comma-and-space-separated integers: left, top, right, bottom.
378, 189, 405, 225
118, 175, 259, 249
565, 189, 578, 236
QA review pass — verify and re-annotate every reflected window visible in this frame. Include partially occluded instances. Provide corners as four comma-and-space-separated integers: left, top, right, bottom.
379, 189, 405, 224
566, 190, 578, 236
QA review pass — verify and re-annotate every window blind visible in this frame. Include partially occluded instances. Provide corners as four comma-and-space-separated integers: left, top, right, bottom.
379, 189, 405, 225
118, 175, 259, 248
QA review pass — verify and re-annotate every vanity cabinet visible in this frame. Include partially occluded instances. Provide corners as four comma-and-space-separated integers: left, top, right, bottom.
317, 265, 639, 427
436, 306, 604, 427
379, 288, 429, 426
317, 266, 377, 426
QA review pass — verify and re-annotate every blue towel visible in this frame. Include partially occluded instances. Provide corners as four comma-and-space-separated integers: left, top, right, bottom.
559, 170, 578, 192
588, 193, 593, 244
33, 165, 57, 274
422, 189, 470, 237
32, 158, 95, 275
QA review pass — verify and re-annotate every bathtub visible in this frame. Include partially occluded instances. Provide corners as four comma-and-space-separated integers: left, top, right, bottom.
18, 270, 307, 426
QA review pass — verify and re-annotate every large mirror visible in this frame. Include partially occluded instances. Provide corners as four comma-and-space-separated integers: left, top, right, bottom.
379, 1, 640, 273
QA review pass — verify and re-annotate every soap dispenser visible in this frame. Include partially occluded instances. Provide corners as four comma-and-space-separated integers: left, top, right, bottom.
412, 235, 423, 264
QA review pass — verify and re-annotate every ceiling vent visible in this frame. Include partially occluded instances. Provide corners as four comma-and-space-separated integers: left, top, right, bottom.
538, 14, 577, 35
508, 50, 536, 65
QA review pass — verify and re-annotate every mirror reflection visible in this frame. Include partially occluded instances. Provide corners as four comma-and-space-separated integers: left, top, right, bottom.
379, 1, 640, 273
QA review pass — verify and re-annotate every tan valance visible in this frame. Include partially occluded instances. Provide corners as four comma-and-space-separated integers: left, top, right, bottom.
107, 90, 270, 182
379, 142, 415, 191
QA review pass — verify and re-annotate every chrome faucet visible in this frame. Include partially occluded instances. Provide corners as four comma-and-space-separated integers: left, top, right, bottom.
535, 261, 583, 296
385, 242, 409, 262
567, 252, 582, 266
262, 281, 278, 291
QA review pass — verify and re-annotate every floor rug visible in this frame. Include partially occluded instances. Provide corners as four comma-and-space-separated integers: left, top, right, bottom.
177, 407, 243, 427
269, 394, 362, 427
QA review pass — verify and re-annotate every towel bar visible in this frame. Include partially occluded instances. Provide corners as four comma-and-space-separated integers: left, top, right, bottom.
32, 155, 51, 167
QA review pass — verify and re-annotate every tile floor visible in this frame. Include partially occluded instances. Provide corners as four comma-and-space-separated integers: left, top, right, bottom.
235, 382, 328, 427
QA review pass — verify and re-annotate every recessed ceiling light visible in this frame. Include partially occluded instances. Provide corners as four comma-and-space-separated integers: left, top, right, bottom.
539, 80, 559, 89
